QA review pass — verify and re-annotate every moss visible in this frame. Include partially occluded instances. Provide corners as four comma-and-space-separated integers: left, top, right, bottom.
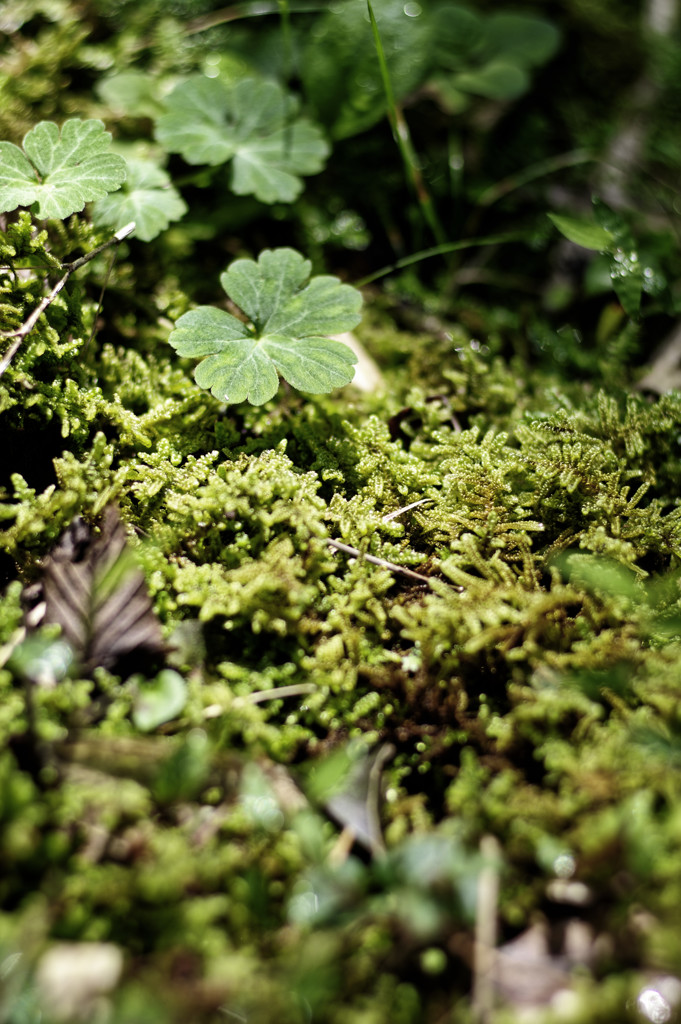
0, 9, 94, 142
4, 233, 681, 1021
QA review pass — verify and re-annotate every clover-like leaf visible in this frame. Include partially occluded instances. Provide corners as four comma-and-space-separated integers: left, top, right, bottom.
431, 6, 560, 106
168, 248, 362, 405
155, 77, 329, 203
0, 119, 127, 220
92, 157, 187, 241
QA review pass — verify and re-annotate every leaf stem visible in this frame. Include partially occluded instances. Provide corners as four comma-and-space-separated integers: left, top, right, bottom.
184, 0, 326, 36
475, 150, 594, 209
366, 0, 446, 248
0, 222, 135, 378
278, 0, 293, 82
354, 232, 524, 287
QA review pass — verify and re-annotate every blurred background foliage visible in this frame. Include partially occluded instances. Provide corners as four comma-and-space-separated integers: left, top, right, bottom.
2, 0, 680, 384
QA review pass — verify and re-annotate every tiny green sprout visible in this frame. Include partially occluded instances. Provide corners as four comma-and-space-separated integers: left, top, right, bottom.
167, 247, 363, 405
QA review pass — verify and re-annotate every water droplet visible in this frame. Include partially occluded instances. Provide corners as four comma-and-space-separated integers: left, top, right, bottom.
554, 853, 576, 878
638, 987, 671, 1023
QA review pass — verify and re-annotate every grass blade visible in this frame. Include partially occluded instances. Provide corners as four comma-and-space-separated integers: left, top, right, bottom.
366, 0, 446, 247
354, 232, 525, 286
278, 0, 293, 81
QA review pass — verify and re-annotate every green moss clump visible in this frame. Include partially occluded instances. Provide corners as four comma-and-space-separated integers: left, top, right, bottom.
4, 260, 681, 1021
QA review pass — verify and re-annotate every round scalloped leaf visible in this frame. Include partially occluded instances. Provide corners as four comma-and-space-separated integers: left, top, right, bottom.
168, 247, 362, 405
0, 119, 127, 220
92, 157, 187, 241
155, 77, 329, 203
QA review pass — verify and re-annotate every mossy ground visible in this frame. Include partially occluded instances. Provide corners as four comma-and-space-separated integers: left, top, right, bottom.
2, 210, 681, 1023
3, 0, 681, 1016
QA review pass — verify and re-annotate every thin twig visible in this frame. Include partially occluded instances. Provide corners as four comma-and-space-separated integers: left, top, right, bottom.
0, 221, 136, 379
382, 498, 433, 522
241, 683, 318, 705
327, 538, 433, 584
472, 834, 501, 1024
204, 683, 319, 717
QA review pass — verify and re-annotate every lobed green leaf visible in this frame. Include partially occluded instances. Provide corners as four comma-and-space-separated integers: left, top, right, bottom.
92, 157, 187, 241
168, 247, 362, 405
155, 77, 329, 203
0, 119, 126, 220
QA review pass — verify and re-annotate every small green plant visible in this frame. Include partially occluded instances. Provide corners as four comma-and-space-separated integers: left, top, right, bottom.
5, 6, 681, 1021
0, 114, 357, 400
167, 247, 363, 405
549, 197, 647, 317
302, 0, 560, 139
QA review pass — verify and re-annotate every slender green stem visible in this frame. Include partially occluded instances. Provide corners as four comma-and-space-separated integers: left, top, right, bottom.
462, 150, 596, 243
184, 1, 325, 36
278, 0, 293, 82
366, 0, 447, 248
354, 232, 525, 287
476, 150, 594, 208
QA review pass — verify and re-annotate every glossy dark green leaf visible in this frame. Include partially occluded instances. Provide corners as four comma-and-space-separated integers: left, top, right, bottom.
547, 213, 614, 251
608, 249, 644, 317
